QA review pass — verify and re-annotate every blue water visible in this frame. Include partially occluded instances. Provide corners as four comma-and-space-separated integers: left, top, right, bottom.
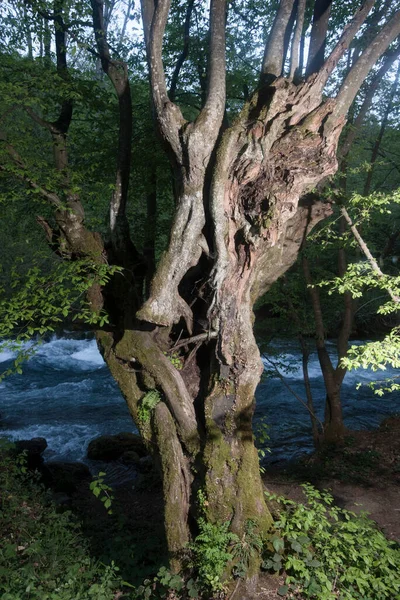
257, 340, 400, 462
0, 336, 399, 465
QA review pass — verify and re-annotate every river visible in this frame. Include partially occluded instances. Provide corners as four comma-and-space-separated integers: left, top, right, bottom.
0, 335, 399, 468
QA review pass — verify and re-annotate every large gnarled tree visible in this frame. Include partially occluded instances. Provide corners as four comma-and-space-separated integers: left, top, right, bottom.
1, 0, 400, 592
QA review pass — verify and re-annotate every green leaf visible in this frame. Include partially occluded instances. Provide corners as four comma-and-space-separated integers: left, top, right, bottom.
277, 585, 289, 596
272, 536, 285, 553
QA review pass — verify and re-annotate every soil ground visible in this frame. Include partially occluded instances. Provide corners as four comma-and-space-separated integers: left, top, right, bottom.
69, 415, 400, 599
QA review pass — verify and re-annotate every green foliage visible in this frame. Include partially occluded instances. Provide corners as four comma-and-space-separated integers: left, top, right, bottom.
341, 328, 400, 395
231, 520, 263, 580
0, 257, 121, 379
137, 390, 161, 425
253, 416, 271, 473
319, 261, 400, 310
188, 490, 239, 594
89, 472, 114, 515
264, 484, 400, 599
0, 440, 122, 600
163, 350, 183, 370
133, 567, 190, 600
342, 327, 400, 372
189, 517, 238, 593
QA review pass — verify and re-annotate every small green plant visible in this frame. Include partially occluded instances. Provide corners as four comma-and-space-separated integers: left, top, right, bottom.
190, 517, 238, 593
89, 472, 114, 514
253, 416, 271, 473
263, 484, 400, 599
137, 389, 162, 424
188, 490, 239, 594
163, 350, 184, 370
231, 520, 263, 579
134, 566, 190, 599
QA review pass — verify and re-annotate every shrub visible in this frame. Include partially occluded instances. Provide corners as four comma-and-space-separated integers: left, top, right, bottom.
0, 440, 122, 600
264, 484, 400, 599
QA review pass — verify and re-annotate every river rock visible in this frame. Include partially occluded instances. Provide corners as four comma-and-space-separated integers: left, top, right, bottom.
136, 455, 154, 473
45, 461, 91, 493
87, 432, 148, 461
14, 437, 48, 470
119, 450, 141, 465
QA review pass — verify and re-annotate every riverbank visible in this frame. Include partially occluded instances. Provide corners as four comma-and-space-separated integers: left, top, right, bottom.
263, 415, 400, 542
55, 416, 400, 598
1, 416, 399, 599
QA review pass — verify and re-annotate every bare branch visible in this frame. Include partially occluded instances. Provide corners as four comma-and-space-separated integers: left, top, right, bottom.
262, 0, 295, 79
313, 0, 375, 94
340, 206, 400, 304
363, 60, 400, 196
339, 43, 400, 163
263, 354, 325, 432
172, 331, 218, 351
118, 0, 133, 52
334, 10, 400, 119
289, 0, 306, 79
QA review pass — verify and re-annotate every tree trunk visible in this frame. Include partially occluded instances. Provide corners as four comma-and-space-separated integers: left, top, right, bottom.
303, 256, 346, 443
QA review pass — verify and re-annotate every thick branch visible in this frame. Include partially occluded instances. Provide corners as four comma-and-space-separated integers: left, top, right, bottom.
262, 0, 295, 79
53, 0, 73, 135
141, 0, 185, 156
91, 0, 134, 253
334, 9, 400, 119
153, 402, 191, 567
306, 0, 332, 76
289, 0, 306, 79
313, 0, 375, 94
196, 0, 227, 127
116, 330, 201, 455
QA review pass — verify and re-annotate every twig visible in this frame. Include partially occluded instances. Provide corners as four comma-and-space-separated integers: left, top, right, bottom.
171, 331, 218, 351
340, 205, 400, 304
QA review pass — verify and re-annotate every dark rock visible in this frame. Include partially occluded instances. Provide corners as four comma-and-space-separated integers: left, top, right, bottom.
87, 432, 148, 461
14, 437, 47, 470
52, 492, 73, 507
45, 461, 91, 493
137, 455, 154, 473
120, 450, 141, 465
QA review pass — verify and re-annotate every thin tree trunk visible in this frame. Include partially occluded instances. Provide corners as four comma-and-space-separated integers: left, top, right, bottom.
299, 335, 321, 447
302, 256, 345, 442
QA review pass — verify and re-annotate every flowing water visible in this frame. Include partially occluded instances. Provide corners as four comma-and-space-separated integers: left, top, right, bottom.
0, 335, 399, 468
